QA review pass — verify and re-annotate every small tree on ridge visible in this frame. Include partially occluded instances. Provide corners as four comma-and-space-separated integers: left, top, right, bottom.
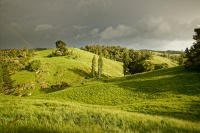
91, 55, 96, 78
98, 54, 103, 78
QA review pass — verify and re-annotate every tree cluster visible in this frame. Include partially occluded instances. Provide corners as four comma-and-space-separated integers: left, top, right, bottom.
49, 40, 69, 57
83, 45, 156, 75
0, 47, 35, 73
124, 50, 167, 74
0, 47, 39, 94
0, 60, 13, 94
184, 28, 200, 70
82, 45, 126, 62
91, 55, 103, 78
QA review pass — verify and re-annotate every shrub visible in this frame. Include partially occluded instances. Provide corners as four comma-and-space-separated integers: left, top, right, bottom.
154, 63, 168, 70
26, 60, 41, 72
55, 50, 63, 56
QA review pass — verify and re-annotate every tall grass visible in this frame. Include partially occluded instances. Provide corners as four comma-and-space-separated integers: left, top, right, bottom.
0, 95, 199, 133
42, 67, 200, 122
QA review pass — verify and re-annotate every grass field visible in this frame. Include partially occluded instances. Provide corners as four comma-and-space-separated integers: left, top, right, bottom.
0, 48, 200, 132
11, 48, 123, 87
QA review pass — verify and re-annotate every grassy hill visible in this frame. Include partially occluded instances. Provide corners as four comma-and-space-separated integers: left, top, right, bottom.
0, 48, 199, 132
11, 48, 179, 89
11, 48, 123, 93
149, 54, 178, 67
40, 66, 200, 121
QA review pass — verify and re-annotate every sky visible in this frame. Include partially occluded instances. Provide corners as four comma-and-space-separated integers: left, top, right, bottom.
0, 0, 200, 50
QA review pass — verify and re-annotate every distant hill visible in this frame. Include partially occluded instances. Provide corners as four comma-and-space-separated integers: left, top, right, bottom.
147, 53, 178, 67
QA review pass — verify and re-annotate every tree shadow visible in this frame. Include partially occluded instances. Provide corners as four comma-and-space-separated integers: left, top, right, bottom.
40, 83, 70, 93
113, 67, 200, 121
67, 68, 109, 79
116, 73, 200, 96
67, 68, 91, 78
125, 101, 200, 122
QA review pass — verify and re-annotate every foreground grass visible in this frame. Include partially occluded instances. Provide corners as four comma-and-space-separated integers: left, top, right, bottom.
42, 67, 200, 122
1, 66, 199, 132
0, 96, 199, 133
2, 48, 199, 132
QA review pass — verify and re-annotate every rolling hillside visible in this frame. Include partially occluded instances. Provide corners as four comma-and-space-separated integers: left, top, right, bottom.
150, 54, 178, 67
40, 66, 200, 121
1, 48, 199, 132
11, 48, 124, 92
11, 48, 178, 92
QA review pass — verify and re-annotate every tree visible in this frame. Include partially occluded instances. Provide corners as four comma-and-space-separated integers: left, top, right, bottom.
0, 61, 3, 90
55, 40, 67, 49
55, 40, 68, 56
0, 61, 13, 93
122, 50, 130, 76
98, 54, 103, 78
91, 55, 96, 78
184, 28, 200, 70
26, 60, 41, 72
23, 47, 28, 54
179, 51, 184, 65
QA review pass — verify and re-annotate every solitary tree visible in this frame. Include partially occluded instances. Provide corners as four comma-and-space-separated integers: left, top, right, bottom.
91, 55, 96, 78
184, 27, 200, 70
0, 61, 13, 93
122, 50, 130, 76
55, 40, 67, 49
55, 40, 68, 56
98, 54, 103, 78
178, 51, 184, 65
0, 61, 3, 90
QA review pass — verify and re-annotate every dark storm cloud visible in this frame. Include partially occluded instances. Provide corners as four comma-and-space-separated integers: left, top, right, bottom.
0, 0, 200, 50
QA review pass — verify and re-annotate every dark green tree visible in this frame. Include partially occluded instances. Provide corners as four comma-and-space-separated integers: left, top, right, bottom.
98, 54, 103, 78
26, 60, 41, 72
185, 28, 200, 70
122, 50, 130, 76
91, 55, 96, 78
55, 40, 68, 56
0, 61, 13, 93
179, 51, 185, 65
0, 61, 3, 90
56, 40, 67, 49
23, 47, 28, 54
